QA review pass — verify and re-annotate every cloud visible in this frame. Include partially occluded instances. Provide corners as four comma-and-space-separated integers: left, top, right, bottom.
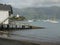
0, 0, 60, 8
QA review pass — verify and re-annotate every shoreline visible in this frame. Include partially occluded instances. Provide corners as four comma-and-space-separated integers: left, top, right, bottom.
0, 37, 59, 45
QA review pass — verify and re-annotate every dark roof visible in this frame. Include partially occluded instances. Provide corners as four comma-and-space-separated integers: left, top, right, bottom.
0, 4, 13, 14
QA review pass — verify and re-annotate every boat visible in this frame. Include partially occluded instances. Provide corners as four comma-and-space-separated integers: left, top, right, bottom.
43, 19, 59, 23
28, 19, 34, 22
47, 19, 59, 23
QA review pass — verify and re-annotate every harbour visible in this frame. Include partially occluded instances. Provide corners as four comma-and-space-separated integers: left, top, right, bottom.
0, 3, 60, 45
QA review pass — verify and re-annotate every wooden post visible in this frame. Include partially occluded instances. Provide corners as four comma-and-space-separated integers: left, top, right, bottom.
7, 24, 9, 30
29, 26, 32, 29
15, 25, 17, 29
22, 25, 25, 29
0, 25, 1, 30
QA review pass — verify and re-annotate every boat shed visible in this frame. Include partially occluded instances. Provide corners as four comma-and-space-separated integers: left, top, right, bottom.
0, 4, 13, 24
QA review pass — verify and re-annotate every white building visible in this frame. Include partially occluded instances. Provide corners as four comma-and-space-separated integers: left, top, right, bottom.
16, 14, 20, 18
0, 4, 13, 24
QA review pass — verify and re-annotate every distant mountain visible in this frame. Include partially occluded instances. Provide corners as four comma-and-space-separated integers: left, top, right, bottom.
13, 6, 60, 19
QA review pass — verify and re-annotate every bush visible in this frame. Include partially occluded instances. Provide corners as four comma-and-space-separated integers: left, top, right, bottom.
10, 16, 26, 21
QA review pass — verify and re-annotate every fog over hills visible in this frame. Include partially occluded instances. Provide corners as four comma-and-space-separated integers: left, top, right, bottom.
13, 6, 60, 19
1, 0, 60, 20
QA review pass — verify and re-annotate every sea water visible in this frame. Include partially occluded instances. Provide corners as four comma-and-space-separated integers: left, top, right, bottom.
10, 20, 60, 43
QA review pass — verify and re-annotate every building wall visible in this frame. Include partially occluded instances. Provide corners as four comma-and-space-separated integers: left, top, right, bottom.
0, 10, 9, 24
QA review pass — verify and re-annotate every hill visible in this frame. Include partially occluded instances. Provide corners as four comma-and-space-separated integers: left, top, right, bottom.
13, 6, 60, 19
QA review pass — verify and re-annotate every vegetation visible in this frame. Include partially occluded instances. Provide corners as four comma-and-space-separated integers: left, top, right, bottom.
9, 16, 26, 21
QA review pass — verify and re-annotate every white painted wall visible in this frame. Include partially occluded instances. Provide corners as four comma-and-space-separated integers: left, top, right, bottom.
0, 10, 9, 24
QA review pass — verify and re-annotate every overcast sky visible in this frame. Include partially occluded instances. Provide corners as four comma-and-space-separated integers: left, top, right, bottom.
0, 0, 60, 8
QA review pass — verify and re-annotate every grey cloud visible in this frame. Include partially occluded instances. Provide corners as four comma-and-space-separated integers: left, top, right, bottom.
0, 0, 60, 8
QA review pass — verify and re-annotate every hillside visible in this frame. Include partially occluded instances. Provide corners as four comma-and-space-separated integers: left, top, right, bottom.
13, 6, 60, 19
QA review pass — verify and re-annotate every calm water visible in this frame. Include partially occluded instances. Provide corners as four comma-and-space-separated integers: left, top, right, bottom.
10, 20, 60, 43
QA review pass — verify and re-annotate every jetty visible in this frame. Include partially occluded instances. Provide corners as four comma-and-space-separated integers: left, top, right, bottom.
0, 24, 45, 31
0, 4, 45, 31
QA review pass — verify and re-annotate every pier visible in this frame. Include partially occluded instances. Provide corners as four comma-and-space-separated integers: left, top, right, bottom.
0, 24, 45, 31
